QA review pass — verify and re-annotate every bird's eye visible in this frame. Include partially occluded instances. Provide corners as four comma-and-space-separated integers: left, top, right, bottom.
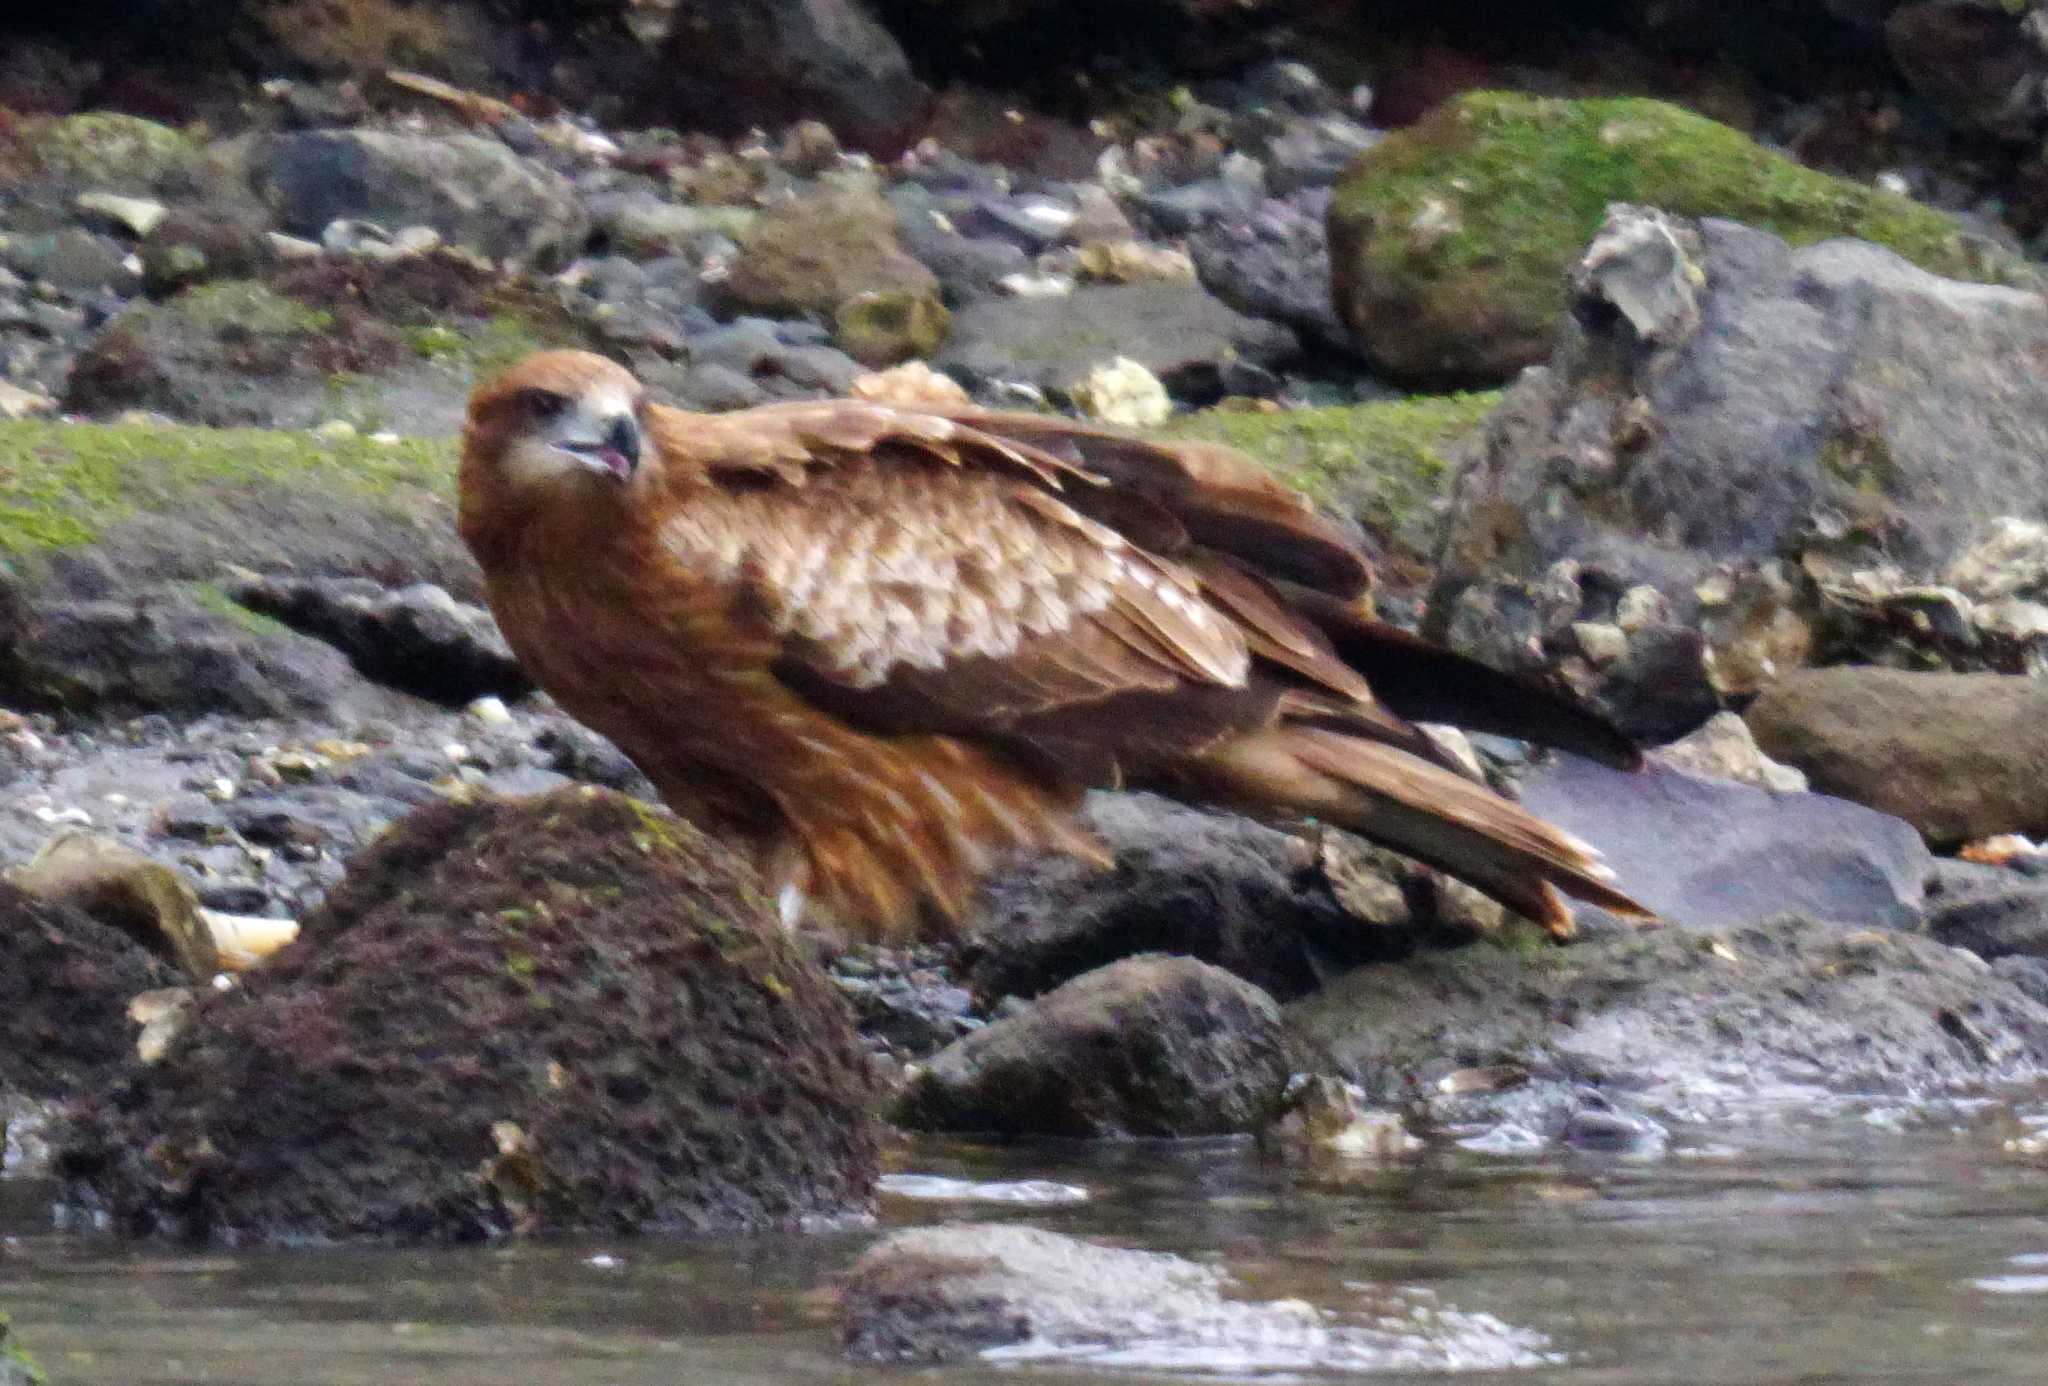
521, 389, 568, 421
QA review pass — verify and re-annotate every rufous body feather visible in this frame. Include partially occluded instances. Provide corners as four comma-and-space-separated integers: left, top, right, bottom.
460, 350, 1651, 940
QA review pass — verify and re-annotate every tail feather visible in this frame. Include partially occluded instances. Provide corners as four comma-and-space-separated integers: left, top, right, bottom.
1203, 727, 1654, 938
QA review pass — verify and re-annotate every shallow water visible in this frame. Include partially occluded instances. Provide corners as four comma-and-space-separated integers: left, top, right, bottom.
7, 1105, 2048, 1384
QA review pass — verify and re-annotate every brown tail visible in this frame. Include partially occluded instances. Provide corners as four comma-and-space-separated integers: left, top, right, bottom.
1199, 726, 1653, 938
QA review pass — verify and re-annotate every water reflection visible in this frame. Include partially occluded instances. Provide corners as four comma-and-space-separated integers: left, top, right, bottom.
2, 1109, 2047, 1383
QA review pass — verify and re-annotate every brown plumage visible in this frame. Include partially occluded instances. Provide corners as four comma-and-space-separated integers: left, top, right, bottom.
460, 350, 1651, 940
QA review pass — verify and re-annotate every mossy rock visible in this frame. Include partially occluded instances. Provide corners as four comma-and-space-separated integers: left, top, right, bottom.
58, 787, 880, 1242
1328, 91, 2037, 385
723, 189, 939, 317
833, 288, 952, 367
9, 112, 204, 196
1161, 392, 1499, 589
0, 416, 467, 593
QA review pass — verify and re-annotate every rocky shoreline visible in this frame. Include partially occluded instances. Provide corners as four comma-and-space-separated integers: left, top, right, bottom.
5, 0, 2048, 1370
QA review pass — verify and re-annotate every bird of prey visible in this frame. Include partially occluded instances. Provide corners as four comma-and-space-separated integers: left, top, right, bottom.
460, 350, 1649, 941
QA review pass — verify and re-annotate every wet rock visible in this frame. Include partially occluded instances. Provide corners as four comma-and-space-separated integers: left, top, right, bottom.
721, 188, 939, 320
843, 1224, 1552, 1370
937, 279, 1296, 404
657, 0, 930, 158
829, 946, 978, 1058
1746, 667, 2048, 847
1517, 752, 1931, 930
1290, 915, 2048, 1139
251, 130, 590, 268
1427, 207, 2048, 736
224, 576, 530, 706
59, 788, 879, 1243
966, 793, 1409, 1005
1925, 858, 2048, 962
0, 881, 181, 1101
1259, 1073, 1421, 1162
0, 586, 405, 721
1329, 92, 2035, 385
896, 954, 1292, 1138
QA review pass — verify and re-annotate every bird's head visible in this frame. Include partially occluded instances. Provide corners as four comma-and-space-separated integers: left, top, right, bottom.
462, 350, 650, 508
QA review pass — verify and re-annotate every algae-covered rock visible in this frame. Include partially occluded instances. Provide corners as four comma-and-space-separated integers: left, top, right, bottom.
1161, 392, 1498, 590
64, 280, 383, 427
832, 288, 951, 368
723, 189, 939, 319
59, 788, 880, 1243
1328, 91, 2035, 384
0, 416, 461, 581
8, 113, 205, 198
0, 416, 478, 715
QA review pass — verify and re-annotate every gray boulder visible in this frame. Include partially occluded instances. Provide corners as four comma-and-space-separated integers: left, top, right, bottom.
1517, 753, 1933, 931
937, 279, 1297, 403
251, 131, 589, 267
1428, 206, 2048, 740
895, 955, 1292, 1138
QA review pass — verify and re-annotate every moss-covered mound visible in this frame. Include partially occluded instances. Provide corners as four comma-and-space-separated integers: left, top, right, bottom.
1161, 392, 1498, 591
0, 416, 461, 580
59, 788, 880, 1243
1328, 91, 2035, 385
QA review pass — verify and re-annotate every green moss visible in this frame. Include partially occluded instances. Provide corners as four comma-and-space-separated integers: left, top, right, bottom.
1161, 393, 1498, 571
0, 1313, 44, 1386
19, 111, 200, 190
180, 281, 335, 336
1330, 91, 2036, 382
0, 418, 454, 559
177, 580, 295, 639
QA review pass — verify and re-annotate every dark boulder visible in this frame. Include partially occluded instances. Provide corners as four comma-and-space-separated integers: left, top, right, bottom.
655, 0, 931, 158
895, 954, 1292, 1138
0, 882, 181, 1102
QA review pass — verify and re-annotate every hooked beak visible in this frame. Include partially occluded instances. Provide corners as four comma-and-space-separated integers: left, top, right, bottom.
556, 413, 641, 483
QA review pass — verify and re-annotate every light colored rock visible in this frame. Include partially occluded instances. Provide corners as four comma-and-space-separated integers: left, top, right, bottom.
0, 379, 57, 419
1071, 356, 1171, 427
1651, 711, 1807, 793
1946, 516, 2048, 601
75, 190, 167, 237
